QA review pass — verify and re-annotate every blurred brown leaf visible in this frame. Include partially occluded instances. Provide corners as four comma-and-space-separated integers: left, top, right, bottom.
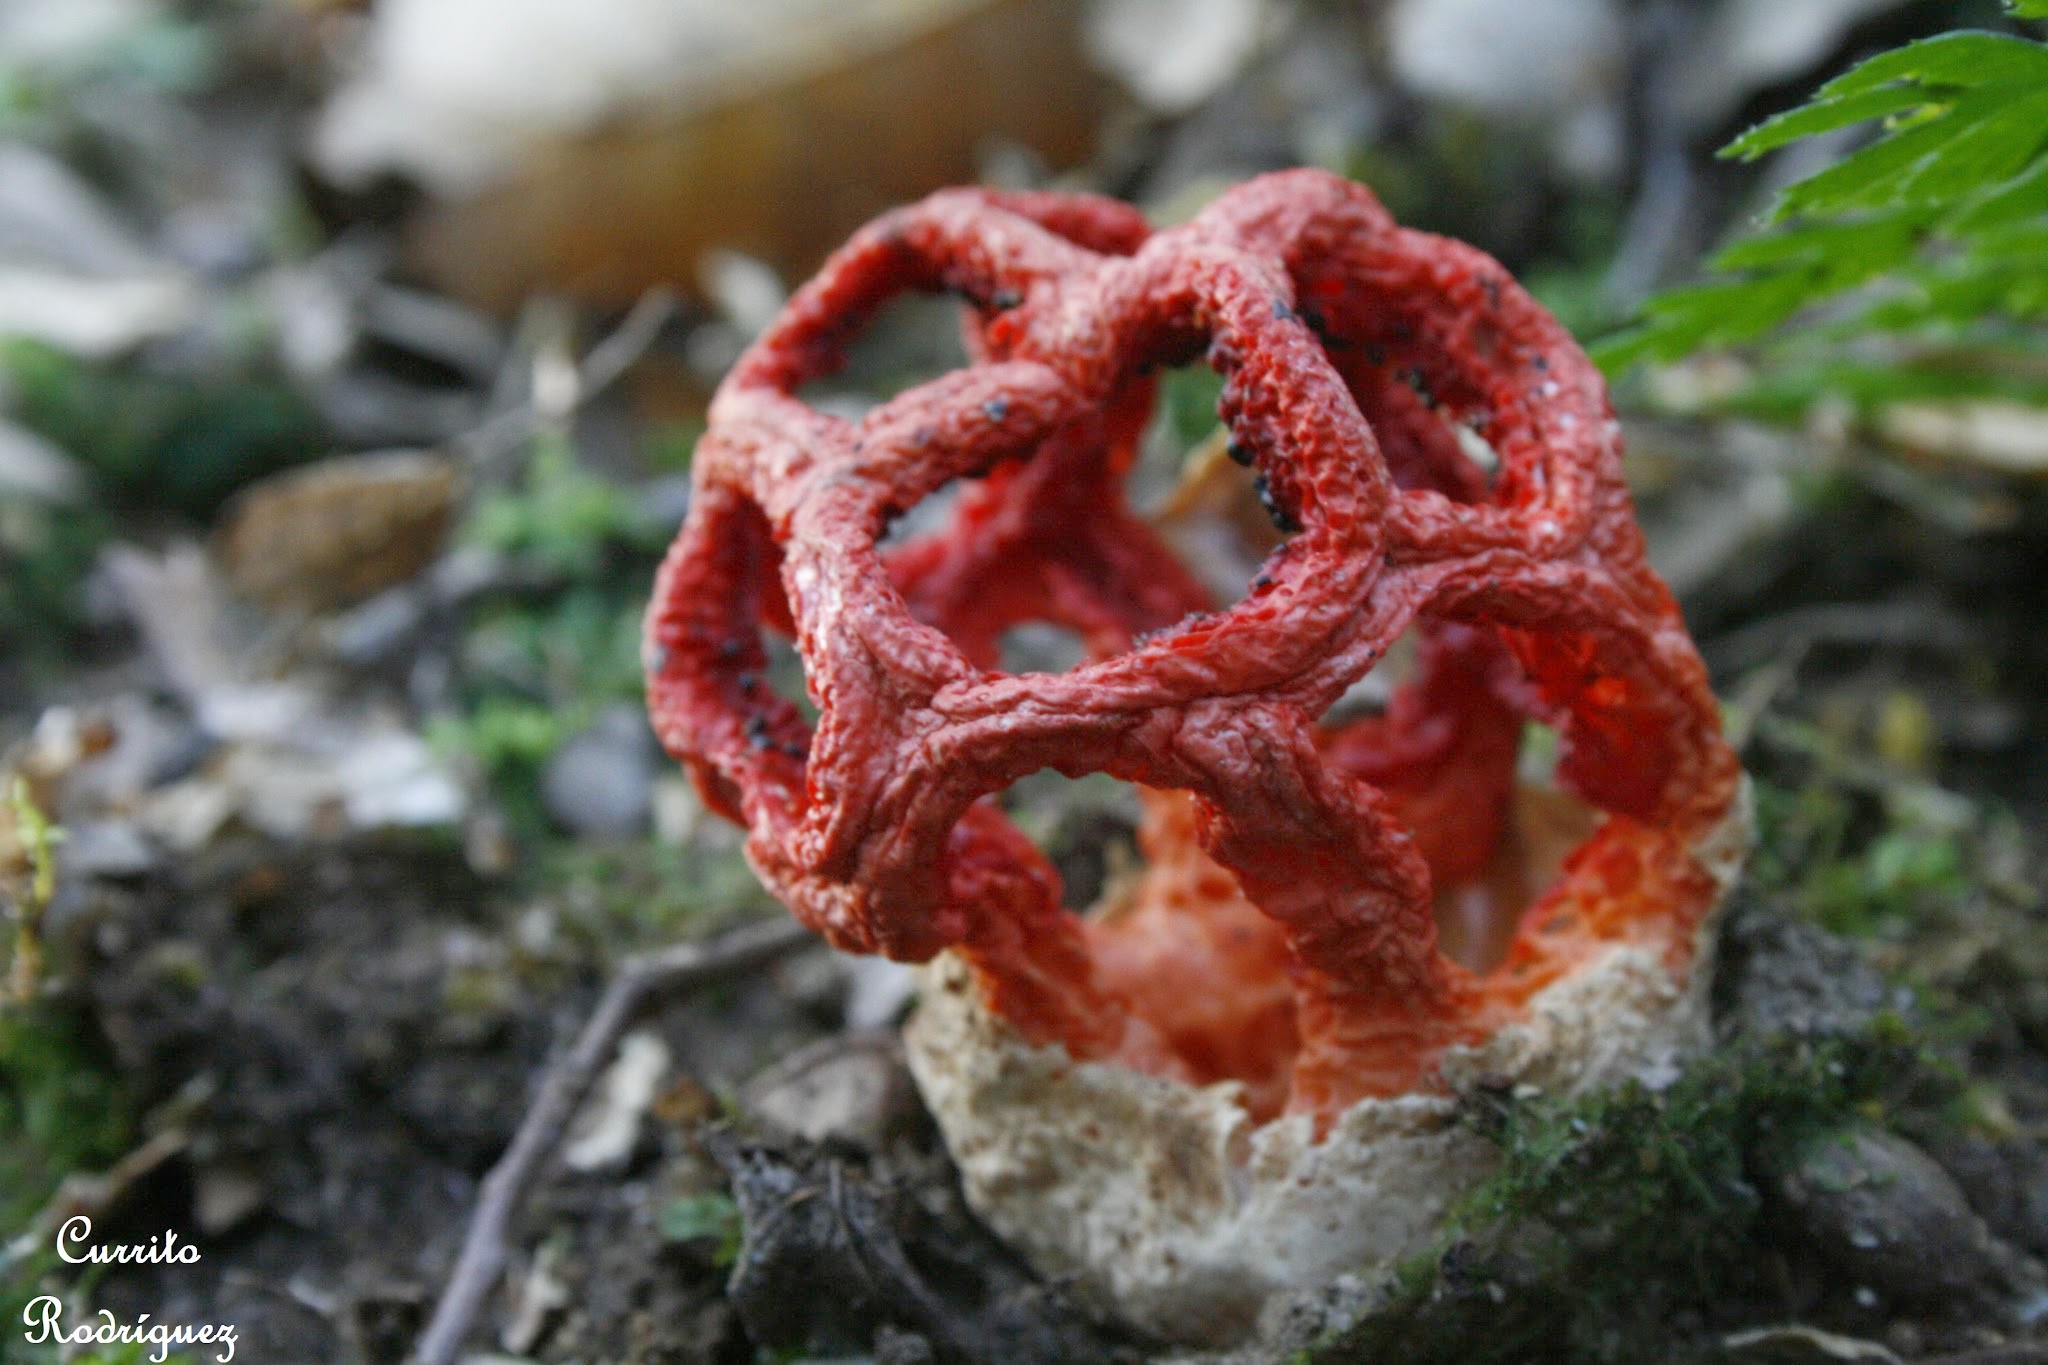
213, 449, 461, 611
353, 0, 1108, 310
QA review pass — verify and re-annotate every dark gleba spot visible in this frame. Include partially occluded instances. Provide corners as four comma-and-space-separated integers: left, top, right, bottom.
983, 398, 1009, 422
1399, 366, 1436, 408
1252, 472, 1301, 534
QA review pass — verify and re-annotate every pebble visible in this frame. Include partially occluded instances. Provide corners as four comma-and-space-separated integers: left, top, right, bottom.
1775, 1124, 2042, 1309
741, 1033, 925, 1151
540, 703, 656, 837
59, 820, 160, 880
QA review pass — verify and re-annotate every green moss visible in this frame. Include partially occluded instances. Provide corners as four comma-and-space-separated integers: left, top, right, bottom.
1316, 1028, 1934, 1363
0, 1004, 141, 1361
660, 1191, 744, 1267
5, 779, 61, 1001
0, 1004, 135, 1227
463, 584, 647, 705
1750, 779, 1974, 939
0, 498, 114, 673
437, 434, 681, 836
56, 1346, 196, 1365
427, 696, 579, 836
429, 581, 649, 836
466, 434, 669, 581
2, 341, 325, 518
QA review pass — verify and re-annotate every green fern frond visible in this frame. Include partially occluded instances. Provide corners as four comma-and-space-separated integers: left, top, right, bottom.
1598, 4, 2048, 375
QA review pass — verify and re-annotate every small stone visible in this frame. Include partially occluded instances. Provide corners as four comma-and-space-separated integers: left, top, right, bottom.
59, 820, 159, 880
1713, 901, 1908, 1044
322, 586, 427, 666
874, 1325, 939, 1365
194, 1163, 267, 1236
338, 731, 466, 830
742, 1033, 924, 1151
1775, 1124, 2040, 1310
0, 419, 84, 502
541, 703, 656, 838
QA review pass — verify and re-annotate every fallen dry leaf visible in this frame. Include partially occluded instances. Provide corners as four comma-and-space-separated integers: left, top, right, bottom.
1878, 398, 2048, 477
212, 448, 461, 611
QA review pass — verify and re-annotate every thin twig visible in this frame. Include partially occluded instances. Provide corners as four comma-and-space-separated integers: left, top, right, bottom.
1721, 1323, 1899, 1363
1749, 711, 1979, 833
455, 288, 680, 472
1719, 640, 1811, 755
0, 1128, 191, 1277
1704, 599, 1974, 677
413, 915, 815, 1365
576, 289, 682, 401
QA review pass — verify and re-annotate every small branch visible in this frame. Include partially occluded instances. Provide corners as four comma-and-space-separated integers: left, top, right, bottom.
1749, 711, 1977, 829
0, 1128, 191, 1278
1704, 599, 1974, 678
413, 915, 815, 1365
455, 288, 680, 472
576, 289, 681, 403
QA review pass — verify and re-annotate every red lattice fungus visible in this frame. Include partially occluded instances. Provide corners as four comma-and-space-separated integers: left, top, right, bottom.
645, 169, 1742, 1126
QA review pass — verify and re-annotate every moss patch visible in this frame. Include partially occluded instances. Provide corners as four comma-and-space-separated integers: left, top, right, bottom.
1314, 1023, 1938, 1363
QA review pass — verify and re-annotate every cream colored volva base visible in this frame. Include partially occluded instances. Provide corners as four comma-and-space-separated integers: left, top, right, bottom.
903, 785, 1751, 1349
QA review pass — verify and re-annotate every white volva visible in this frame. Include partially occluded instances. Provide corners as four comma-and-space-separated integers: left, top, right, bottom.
904, 783, 1750, 1348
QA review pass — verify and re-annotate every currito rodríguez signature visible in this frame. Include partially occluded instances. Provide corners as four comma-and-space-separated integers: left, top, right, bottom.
20, 1216, 238, 1362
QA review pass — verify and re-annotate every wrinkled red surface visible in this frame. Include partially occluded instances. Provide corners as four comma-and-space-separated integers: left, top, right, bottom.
645, 170, 1741, 1120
